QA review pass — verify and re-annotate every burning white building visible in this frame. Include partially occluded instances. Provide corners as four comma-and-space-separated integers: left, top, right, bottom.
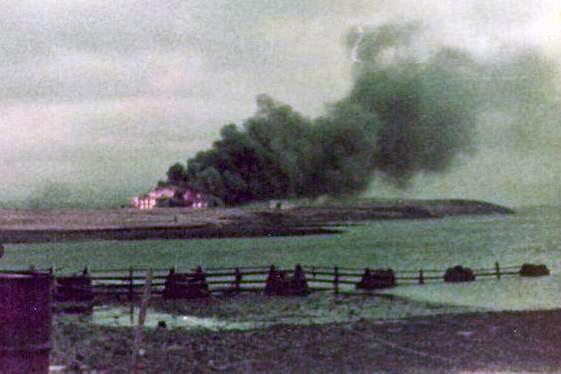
131, 195, 156, 210
130, 186, 211, 210
181, 189, 209, 209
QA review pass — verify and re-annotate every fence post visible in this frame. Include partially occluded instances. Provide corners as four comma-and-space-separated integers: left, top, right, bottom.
234, 267, 241, 292
334, 266, 339, 295
128, 267, 134, 325
49, 267, 55, 296
495, 261, 501, 279
131, 269, 153, 374
128, 267, 134, 302
419, 269, 424, 285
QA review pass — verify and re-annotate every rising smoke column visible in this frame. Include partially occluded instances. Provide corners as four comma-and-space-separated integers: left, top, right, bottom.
350, 24, 561, 201
179, 95, 317, 204
176, 94, 379, 205
167, 23, 487, 205
348, 25, 480, 186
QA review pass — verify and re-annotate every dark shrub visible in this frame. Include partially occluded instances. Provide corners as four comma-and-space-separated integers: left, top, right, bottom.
519, 263, 550, 277
444, 266, 475, 283
356, 268, 396, 289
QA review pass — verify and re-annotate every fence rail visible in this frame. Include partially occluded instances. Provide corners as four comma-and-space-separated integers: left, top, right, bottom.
2, 261, 547, 303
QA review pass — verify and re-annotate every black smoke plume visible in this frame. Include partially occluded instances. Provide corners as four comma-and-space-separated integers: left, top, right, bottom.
166, 22, 557, 206
168, 94, 379, 204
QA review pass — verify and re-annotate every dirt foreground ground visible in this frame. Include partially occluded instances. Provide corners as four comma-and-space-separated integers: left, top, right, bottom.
51, 308, 561, 373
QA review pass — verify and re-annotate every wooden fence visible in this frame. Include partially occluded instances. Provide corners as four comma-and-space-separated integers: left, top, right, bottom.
1, 262, 546, 304
21, 262, 539, 301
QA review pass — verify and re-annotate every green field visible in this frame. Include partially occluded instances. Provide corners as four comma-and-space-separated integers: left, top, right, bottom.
4, 206, 560, 326
2, 207, 558, 274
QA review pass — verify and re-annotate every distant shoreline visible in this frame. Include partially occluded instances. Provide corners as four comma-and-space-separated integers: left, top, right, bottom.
0, 225, 342, 244
0, 199, 514, 244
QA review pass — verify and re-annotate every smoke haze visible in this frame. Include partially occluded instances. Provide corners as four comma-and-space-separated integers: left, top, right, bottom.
1, 1, 560, 208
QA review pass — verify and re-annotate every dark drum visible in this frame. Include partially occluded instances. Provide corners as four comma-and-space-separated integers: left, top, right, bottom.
0, 272, 52, 374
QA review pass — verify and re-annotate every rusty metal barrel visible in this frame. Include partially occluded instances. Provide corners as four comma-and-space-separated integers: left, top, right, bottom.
0, 272, 52, 374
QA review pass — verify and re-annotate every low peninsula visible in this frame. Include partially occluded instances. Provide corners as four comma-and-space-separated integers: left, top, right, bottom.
0, 198, 514, 244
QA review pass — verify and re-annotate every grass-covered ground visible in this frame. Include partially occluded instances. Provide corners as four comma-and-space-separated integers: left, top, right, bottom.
2, 208, 543, 274
51, 307, 561, 373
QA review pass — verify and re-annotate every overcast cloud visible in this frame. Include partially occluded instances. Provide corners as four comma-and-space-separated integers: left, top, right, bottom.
1, 0, 560, 207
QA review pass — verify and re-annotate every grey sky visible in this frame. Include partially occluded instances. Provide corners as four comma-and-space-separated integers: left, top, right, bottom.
1, 1, 560, 206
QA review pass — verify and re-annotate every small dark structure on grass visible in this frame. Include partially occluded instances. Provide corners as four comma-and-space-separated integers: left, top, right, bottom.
444, 265, 476, 283
162, 267, 210, 299
264, 264, 310, 296
54, 268, 94, 313
356, 268, 396, 290
519, 263, 550, 277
